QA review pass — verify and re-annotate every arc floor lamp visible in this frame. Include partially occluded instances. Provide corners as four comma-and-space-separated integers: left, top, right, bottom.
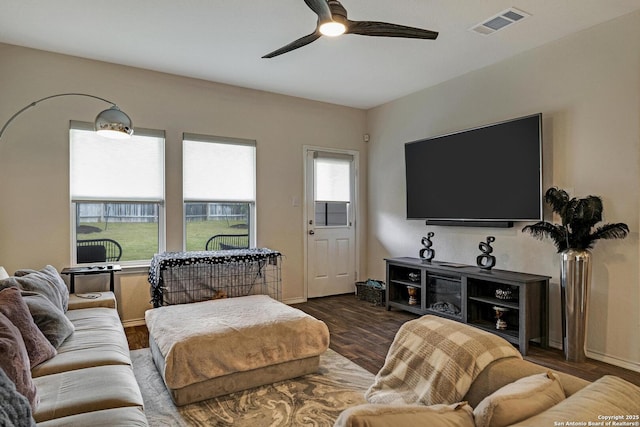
0, 93, 134, 141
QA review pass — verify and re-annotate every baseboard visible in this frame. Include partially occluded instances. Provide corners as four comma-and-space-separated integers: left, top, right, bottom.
122, 318, 146, 328
586, 348, 640, 373
548, 338, 562, 350
283, 297, 306, 305
542, 339, 638, 372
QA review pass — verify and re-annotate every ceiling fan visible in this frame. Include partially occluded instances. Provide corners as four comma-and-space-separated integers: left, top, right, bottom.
262, 0, 439, 58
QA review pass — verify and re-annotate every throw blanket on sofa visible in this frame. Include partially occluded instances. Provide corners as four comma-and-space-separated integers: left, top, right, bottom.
365, 315, 522, 406
0, 366, 34, 427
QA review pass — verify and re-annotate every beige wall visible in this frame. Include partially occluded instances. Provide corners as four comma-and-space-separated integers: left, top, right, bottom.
366, 11, 640, 371
0, 43, 368, 321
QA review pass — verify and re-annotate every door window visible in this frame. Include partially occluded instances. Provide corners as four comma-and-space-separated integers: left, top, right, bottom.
314, 154, 351, 227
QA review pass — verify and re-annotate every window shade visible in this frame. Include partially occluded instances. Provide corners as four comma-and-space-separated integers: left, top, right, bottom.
314, 155, 352, 202
70, 123, 164, 201
183, 135, 256, 202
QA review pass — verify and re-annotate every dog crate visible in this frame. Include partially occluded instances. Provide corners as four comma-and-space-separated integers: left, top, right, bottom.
149, 248, 282, 307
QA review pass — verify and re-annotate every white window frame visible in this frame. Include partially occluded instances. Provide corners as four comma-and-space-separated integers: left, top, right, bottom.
182, 133, 257, 250
69, 121, 166, 266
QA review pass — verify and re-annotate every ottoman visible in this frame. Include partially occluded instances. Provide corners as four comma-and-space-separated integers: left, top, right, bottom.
145, 295, 330, 405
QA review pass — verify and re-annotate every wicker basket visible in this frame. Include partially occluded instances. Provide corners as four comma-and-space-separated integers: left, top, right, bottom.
355, 281, 386, 306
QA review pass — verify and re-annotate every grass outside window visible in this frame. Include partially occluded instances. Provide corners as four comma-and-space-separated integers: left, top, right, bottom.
78, 220, 247, 262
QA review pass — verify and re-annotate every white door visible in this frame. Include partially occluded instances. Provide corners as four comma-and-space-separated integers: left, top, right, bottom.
305, 149, 357, 298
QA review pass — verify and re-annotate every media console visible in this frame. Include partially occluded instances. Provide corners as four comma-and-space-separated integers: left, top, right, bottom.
385, 257, 549, 355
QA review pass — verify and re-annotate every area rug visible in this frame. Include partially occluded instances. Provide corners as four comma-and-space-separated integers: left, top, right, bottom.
131, 348, 375, 426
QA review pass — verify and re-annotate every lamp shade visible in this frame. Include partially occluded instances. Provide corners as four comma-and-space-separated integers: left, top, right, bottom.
95, 106, 134, 139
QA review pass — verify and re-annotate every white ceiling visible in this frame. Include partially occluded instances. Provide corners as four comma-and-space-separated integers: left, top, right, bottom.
1, 1, 640, 109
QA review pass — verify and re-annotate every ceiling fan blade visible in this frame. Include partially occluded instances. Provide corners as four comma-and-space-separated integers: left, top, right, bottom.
304, 0, 333, 23
347, 20, 438, 39
262, 31, 322, 59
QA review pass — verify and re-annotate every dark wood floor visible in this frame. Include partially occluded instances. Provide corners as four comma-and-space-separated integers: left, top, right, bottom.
125, 294, 640, 387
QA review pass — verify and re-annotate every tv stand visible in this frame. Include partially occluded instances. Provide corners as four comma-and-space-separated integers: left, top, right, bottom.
385, 257, 549, 355
425, 220, 514, 228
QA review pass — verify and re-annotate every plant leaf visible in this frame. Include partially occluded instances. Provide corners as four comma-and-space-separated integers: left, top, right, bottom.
544, 187, 570, 222
524, 187, 627, 251
522, 222, 568, 252
590, 223, 630, 241
571, 195, 603, 228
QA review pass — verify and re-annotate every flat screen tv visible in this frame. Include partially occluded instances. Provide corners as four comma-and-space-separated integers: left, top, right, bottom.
405, 113, 542, 227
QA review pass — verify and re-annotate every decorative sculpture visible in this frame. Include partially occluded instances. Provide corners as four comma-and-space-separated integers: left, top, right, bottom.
493, 306, 509, 330
407, 286, 418, 305
476, 236, 496, 270
419, 231, 435, 262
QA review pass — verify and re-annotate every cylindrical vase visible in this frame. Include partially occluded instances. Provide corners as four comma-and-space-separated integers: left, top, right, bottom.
560, 248, 592, 363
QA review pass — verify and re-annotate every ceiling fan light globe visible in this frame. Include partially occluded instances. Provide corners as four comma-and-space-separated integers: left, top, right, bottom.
319, 21, 346, 37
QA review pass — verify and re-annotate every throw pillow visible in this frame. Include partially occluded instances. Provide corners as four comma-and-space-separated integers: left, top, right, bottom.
0, 266, 9, 280
0, 277, 14, 292
335, 402, 475, 427
509, 375, 640, 426
21, 292, 75, 348
3, 275, 64, 312
473, 371, 565, 427
0, 287, 56, 368
0, 312, 39, 411
0, 367, 36, 427
14, 265, 69, 312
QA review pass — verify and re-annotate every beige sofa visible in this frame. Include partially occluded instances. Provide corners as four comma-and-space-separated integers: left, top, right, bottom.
31, 292, 147, 426
336, 316, 640, 427
0, 265, 147, 426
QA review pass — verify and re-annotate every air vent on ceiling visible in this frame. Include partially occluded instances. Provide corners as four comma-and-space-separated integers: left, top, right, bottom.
470, 7, 530, 35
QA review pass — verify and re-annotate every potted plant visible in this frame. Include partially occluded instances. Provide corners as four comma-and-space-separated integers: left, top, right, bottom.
522, 187, 629, 362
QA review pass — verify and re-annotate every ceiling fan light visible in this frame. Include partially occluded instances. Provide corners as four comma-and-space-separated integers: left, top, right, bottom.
94, 106, 134, 139
319, 21, 346, 37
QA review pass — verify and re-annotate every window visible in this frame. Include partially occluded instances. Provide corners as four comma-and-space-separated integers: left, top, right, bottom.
314, 153, 352, 226
183, 134, 256, 251
70, 122, 165, 264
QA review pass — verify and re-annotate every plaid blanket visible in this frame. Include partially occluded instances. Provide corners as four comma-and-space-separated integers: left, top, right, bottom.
365, 315, 522, 405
